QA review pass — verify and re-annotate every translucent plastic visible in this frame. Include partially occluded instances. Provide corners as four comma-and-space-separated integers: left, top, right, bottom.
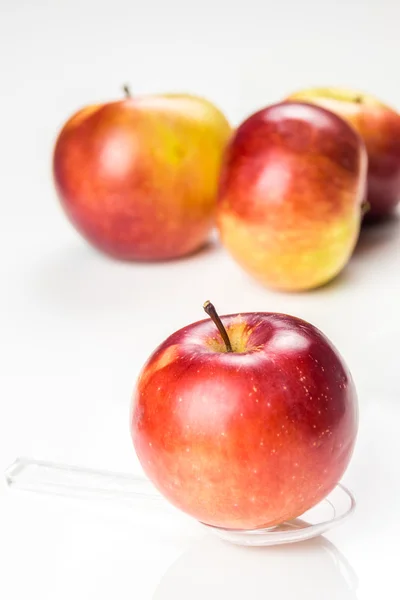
5, 457, 356, 547
205, 484, 356, 546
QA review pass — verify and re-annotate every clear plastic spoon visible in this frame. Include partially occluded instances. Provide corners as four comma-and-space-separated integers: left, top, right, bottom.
4, 457, 356, 547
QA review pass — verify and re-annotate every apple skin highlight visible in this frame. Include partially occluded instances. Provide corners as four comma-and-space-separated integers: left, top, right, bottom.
131, 311, 358, 530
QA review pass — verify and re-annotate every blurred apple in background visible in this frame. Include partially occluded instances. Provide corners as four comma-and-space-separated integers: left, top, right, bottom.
217, 101, 367, 291
131, 302, 358, 530
287, 87, 400, 220
53, 88, 231, 260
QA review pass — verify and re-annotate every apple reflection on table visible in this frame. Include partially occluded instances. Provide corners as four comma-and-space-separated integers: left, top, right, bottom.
153, 533, 358, 600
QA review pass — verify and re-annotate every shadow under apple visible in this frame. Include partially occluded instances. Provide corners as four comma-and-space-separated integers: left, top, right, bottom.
30, 234, 221, 316
355, 211, 400, 257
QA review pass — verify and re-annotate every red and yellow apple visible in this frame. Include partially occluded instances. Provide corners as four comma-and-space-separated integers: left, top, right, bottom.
216, 101, 367, 291
287, 87, 400, 220
131, 302, 358, 530
53, 89, 231, 260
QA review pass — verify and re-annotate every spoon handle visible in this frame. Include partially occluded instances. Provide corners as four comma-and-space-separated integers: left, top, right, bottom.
4, 457, 165, 505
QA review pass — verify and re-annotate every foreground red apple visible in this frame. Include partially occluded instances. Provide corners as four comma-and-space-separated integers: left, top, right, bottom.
131, 302, 358, 530
216, 101, 367, 292
287, 87, 400, 220
53, 88, 231, 260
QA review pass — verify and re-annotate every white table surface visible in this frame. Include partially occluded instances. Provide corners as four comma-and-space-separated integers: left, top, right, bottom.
1, 0, 400, 597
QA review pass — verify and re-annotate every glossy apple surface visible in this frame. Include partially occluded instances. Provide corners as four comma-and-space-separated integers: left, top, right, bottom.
216, 101, 367, 292
131, 310, 358, 530
287, 87, 400, 219
53, 92, 231, 260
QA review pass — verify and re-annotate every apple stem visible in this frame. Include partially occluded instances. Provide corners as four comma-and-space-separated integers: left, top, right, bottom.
123, 84, 131, 98
203, 301, 233, 353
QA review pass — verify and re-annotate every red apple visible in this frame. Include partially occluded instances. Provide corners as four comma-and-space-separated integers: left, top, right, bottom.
131, 302, 358, 530
287, 87, 400, 220
216, 101, 367, 292
52, 88, 231, 260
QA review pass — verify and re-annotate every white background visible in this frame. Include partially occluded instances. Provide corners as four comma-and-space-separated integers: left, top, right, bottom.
1, 0, 400, 597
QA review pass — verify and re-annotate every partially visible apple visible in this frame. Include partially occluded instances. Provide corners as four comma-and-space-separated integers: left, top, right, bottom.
53, 88, 231, 260
286, 87, 400, 220
216, 101, 367, 292
131, 302, 358, 530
